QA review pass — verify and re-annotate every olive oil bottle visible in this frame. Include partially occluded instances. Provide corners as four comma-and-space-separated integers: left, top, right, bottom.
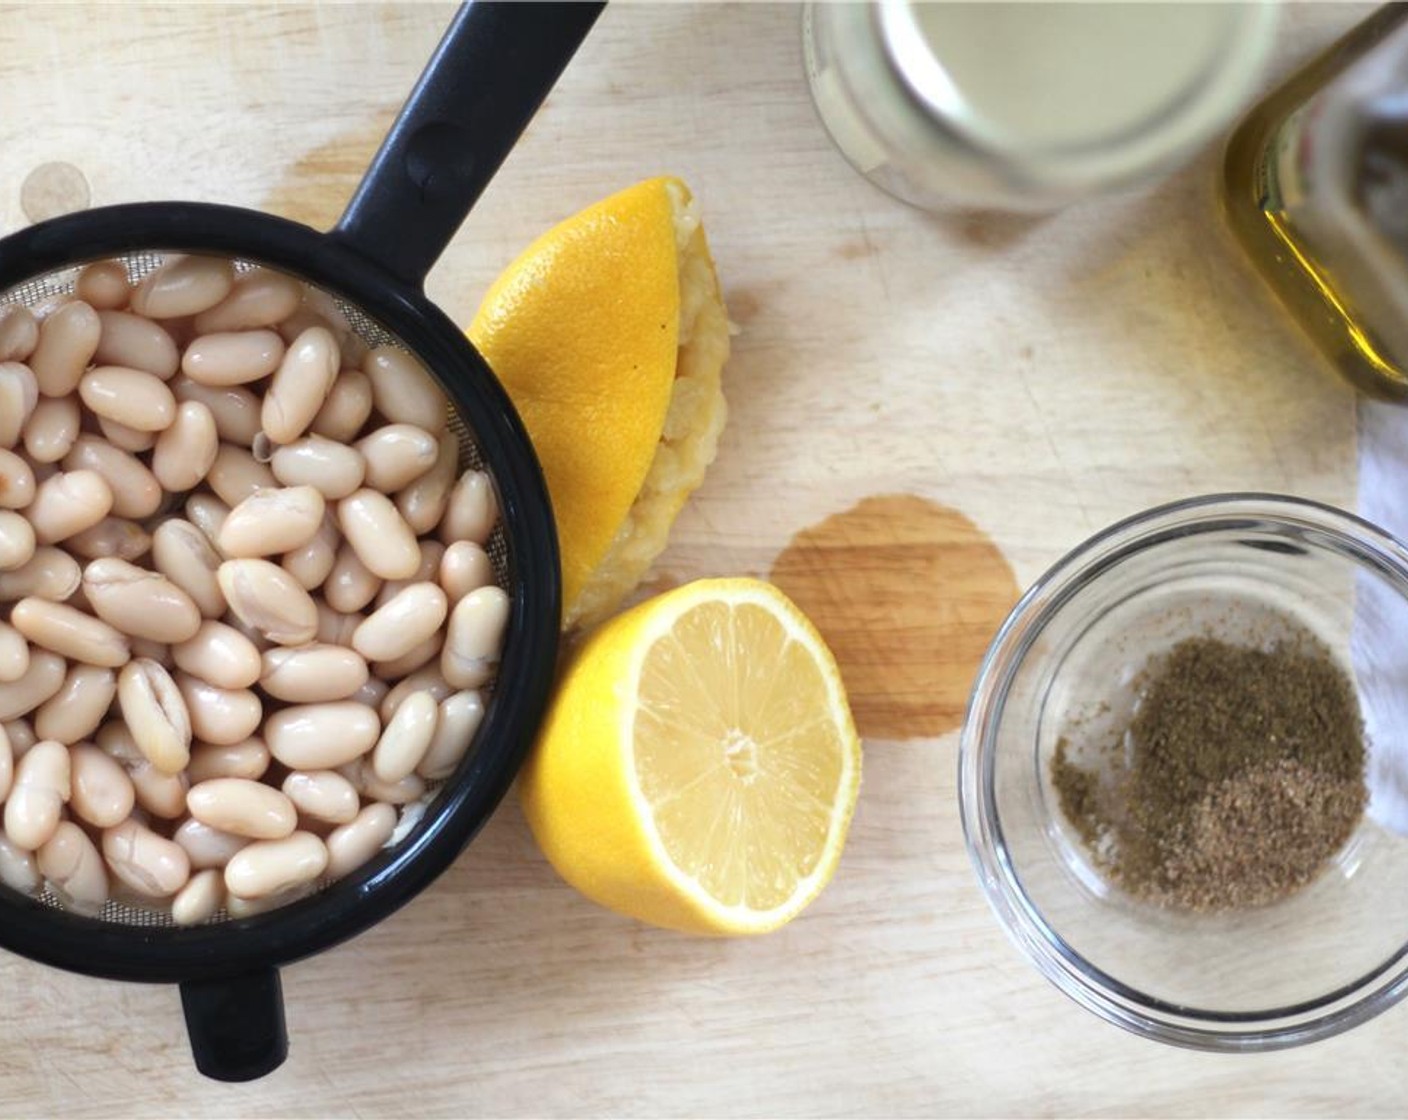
1224, 6, 1408, 400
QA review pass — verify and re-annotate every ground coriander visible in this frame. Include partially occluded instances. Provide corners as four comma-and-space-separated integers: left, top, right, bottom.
1053, 636, 1367, 911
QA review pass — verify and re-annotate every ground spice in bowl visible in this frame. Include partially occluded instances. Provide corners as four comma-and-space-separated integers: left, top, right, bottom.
1053, 637, 1367, 911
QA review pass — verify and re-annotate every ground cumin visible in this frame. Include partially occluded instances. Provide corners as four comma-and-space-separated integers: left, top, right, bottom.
1053, 636, 1367, 911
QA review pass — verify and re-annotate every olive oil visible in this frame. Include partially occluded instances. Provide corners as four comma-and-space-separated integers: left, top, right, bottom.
1223, 6, 1408, 399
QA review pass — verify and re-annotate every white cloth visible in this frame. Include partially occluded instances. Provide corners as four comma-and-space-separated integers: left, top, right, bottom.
1354, 399, 1408, 832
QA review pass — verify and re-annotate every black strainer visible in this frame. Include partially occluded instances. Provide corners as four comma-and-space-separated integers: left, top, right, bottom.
0, 1, 601, 1081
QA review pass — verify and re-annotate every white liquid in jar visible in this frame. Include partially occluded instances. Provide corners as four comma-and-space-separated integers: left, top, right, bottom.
898, 2, 1244, 150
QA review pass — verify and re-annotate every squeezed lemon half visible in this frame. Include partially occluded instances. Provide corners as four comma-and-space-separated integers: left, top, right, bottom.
470, 177, 730, 630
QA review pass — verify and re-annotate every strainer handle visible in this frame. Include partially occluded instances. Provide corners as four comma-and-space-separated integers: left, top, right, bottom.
331, 0, 605, 287
180, 968, 288, 1082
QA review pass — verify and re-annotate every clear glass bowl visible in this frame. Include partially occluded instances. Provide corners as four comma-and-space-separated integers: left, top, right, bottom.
959, 494, 1408, 1050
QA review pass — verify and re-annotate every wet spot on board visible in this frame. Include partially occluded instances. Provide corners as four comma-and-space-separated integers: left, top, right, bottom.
262, 109, 399, 231
770, 494, 1018, 741
834, 240, 874, 261
727, 290, 761, 325
21, 162, 90, 224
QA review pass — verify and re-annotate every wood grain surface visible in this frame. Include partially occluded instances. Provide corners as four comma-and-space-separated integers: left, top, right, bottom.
0, 3, 1398, 1116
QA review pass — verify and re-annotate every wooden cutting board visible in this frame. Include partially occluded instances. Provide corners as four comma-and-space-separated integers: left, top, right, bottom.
0, 3, 1397, 1115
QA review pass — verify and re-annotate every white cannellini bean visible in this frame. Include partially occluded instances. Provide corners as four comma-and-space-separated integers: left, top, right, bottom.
64, 517, 151, 564
417, 689, 485, 779
94, 310, 179, 378
172, 621, 263, 690
187, 778, 297, 840
0, 622, 28, 684
259, 643, 368, 703
26, 470, 114, 544
349, 675, 388, 711
0, 722, 11, 801
38, 821, 108, 914
309, 369, 374, 442
29, 300, 100, 397
23, 395, 81, 463
0, 308, 39, 364
264, 702, 380, 769
0, 546, 81, 603
97, 416, 157, 453
98, 720, 189, 819
0, 510, 35, 571
314, 602, 363, 647
75, 262, 132, 312
0, 832, 40, 894
5, 740, 69, 850
262, 326, 339, 444
396, 435, 457, 535
78, 366, 177, 432
185, 493, 230, 547
193, 268, 303, 334
117, 658, 191, 774
3, 719, 35, 758
171, 867, 224, 925
281, 770, 360, 825
338, 756, 425, 804
352, 582, 447, 663
325, 803, 397, 880
280, 513, 338, 591
380, 667, 452, 723
151, 520, 226, 619
362, 346, 448, 433
152, 400, 219, 492
224, 831, 328, 899
438, 470, 497, 546
441, 585, 510, 689
186, 737, 271, 785
83, 556, 202, 643
171, 376, 262, 447
102, 817, 190, 898
217, 559, 318, 646
372, 690, 438, 783
376, 540, 444, 608
438, 541, 494, 606
338, 489, 420, 580
130, 255, 234, 319
206, 443, 277, 507
33, 665, 115, 745
270, 436, 366, 500
355, 424, 438, 492
0, 650, 67, 721
181, 330, 285, 387
10, 597, 130, 667
325, 540, 382, 613
373, 632, 442, 680
0, 362, 39, 449
0, 448, 36, 511
62, 435, 162, 519
218, 485, 325, 558
68, 742, 136, 828
173, 816, 250, 871
175, 673, 263, 747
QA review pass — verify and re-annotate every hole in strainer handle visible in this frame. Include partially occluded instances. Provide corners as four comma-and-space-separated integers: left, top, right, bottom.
180, 968, 289, 1082
332, 0, 605, 287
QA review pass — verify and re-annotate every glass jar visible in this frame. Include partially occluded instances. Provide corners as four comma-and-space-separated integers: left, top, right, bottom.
1223, 5, 1408, 400
804, 1, 1279, 212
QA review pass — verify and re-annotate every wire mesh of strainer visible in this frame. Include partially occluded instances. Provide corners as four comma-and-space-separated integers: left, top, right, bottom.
1, 252, 514, 930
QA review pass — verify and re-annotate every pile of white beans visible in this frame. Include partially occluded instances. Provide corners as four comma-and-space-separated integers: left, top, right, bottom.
0, 255, 510, 924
